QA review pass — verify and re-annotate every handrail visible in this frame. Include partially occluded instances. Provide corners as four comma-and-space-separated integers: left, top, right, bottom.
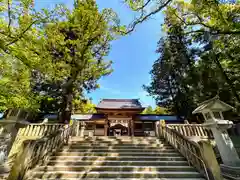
167, 124, 213, 138
7, 124, 72, 180
160, 125, 210, 180
7, 123, 66, 168
18, 124, 65, 137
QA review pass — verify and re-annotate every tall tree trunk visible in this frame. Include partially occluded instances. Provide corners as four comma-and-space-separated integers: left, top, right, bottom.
59, 79, 74, 124
167, 77, 181, 119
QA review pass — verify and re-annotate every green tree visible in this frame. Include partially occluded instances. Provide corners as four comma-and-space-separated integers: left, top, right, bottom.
0, 0, 121, 120
0, 0, 65, 111
142, 106, 154, 114
144, 13, 196, 118
123, 0, 240, 35
167, 1, 240, 108
154, 106, 168, 114
125, 0, 240, 115
142, 106, 168, 114
0, 57, 39, 111
37, 0, 118, 123
73, 99, 96, 114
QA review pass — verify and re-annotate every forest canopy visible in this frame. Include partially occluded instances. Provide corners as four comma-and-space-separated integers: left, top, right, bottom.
124, 0, 240, 119
0, 0, 120, 122
0, 0, 239, 122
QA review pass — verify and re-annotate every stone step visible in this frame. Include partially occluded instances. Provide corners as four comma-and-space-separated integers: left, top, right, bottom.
84, 139, 163, 143
56, 151, 181, 157
65, 145, 173, 149
70, 138, 163, 142
69, 141, 165, 145
29, 178, 206, 180
48, 160, 189, 166
35, 165, 196, 172
67, 143, 170, 147
50, 156, 186, 161
59, 148, 176, 153
29, 171, 203, 179
69, 142, 168, 146
26, 136, 206, 180
71, 137, 162, 140
71, 137, 163, 140
95, 136, 160, 138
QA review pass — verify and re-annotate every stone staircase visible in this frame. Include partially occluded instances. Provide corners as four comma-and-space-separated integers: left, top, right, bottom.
26, 136, 206, 179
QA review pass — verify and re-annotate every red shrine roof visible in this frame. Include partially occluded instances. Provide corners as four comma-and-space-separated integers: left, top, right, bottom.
96, 99, 143, 109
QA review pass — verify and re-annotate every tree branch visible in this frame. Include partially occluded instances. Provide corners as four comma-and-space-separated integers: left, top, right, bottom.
92, 36, 109, 59
2, 47, 32, 68
173, 11, 240, 35
173, 11, 216, 31
123, 0, 172, 34
134, 0, 151, 11
193, 13, 215, 30
211, 0, 229, 26
80, 14, 104, 63
185, 29, 240, 35
6, 19, 39, 46
7, 0, 12, 34
72, 15, 105, 86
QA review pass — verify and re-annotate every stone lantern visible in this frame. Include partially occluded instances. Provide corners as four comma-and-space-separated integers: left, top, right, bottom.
193, 96, 240, 179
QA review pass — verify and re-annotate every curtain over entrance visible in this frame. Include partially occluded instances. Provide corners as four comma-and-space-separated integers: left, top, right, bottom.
109, 124, 128, 136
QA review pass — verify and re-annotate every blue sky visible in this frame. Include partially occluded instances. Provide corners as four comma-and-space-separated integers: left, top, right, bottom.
35, 0, 164, 107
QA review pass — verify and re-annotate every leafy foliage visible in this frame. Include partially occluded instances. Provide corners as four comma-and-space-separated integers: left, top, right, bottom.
142, 106, 154, 114
144, 14, 195, 118
0, 0, 58, 111
123, 0, 240, 34
0, 0, 119, 121
144, 1, 240, 119
39, 0, 118, 122
141, 105, 168, 114
73, 99, 96, 114
154, 106, 168, 114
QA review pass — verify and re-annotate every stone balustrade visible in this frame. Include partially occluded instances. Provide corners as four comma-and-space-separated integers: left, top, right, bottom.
159, 124, 222, 180
7, 125, 72, 180
7, 123, 65, 168
167, 124, 213, 138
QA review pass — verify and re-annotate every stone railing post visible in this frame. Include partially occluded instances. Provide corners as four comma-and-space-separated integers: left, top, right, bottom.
70, 120, 77, 136
80, 122, 86, 137
155, 121, 159, 137
198, 140, 223, 180
76, 121, 80, 136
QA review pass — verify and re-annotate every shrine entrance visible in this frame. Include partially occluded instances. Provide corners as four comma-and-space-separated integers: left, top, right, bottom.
109, 124, 128, 136
107, 118, 131, 136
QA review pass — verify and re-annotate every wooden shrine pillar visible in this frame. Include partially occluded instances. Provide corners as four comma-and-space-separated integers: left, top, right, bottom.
104, 123, 108, 136
128, 120, 130, 136
131, 119, 134, 136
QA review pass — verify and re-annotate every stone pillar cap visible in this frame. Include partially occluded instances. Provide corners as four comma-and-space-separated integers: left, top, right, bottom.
193, 96, 235, 114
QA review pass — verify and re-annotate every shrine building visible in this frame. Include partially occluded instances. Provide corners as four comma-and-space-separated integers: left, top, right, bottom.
72, 99, 182, 136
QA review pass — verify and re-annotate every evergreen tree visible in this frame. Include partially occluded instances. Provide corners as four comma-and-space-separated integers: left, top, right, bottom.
144, 14, 195, 119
